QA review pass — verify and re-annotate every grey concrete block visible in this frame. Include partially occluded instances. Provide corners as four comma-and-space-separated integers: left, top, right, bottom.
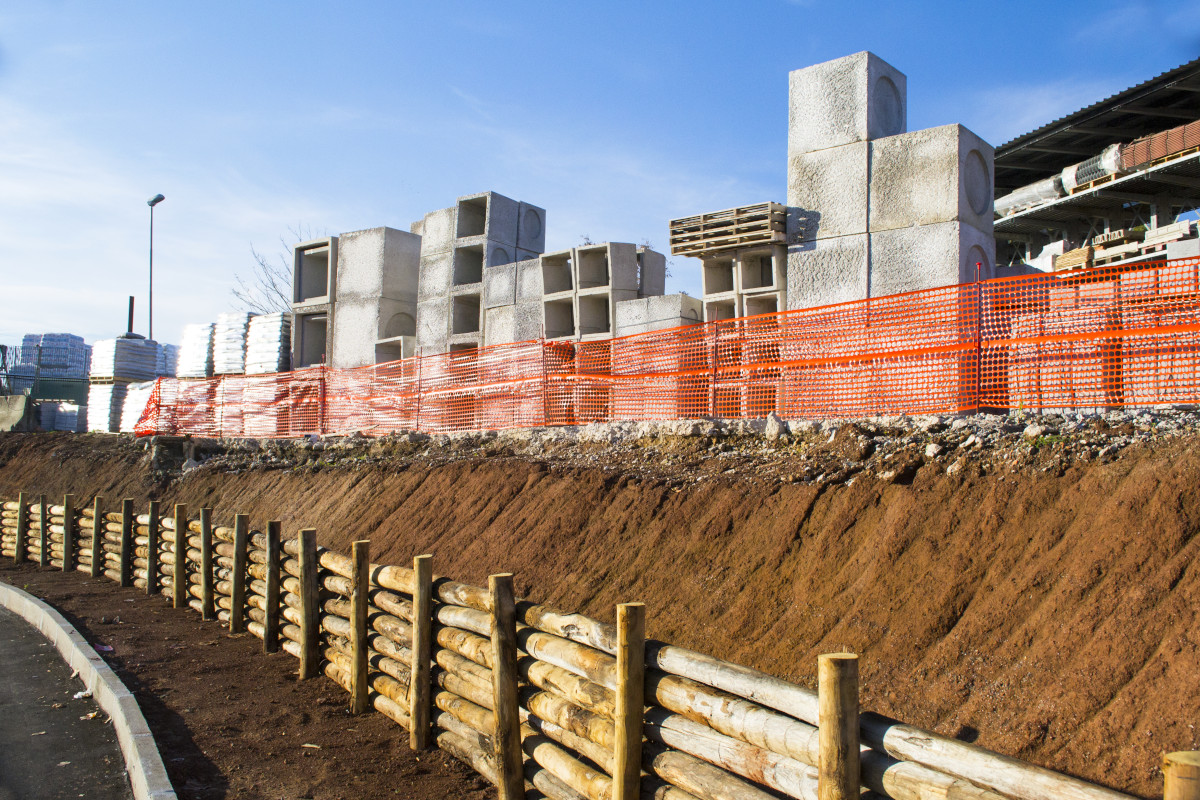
418, 252, 453, 300
487, 240, 515, 268
0, 395, 34, 431
869, 124, 995, 235
484, 262, 518, 309
292, 237, 337, 304
868, 221, 995, 297
516, 248, 540, 262
516, 258, 543, 302
575, 243, 640, 292
788, 51, 906, 157
517, 202, 547, 253
616, 293, 702, 336
416, 297, 449, 348
336, 227, 421, 302
701, 254, 737, 296
484, 305, 517, 346
786, 233, 869, 309
541, 249, 574, 294
420, 208, 456, 255
614, 297, 650, 337
457, 191, 519, 247
742, 290, 785, 317
638, 248, 667, 297
515, 300, 544, 341
787, 141, 869, 242
1168, 238, 1200, 260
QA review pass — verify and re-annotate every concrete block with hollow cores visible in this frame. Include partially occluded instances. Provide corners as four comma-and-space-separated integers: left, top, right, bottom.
483, 262, 518, 309
292, 237, 338, 305
517, 202, 547, 253
416, 297, 450, 349
637, 248, 667, 297
787, 141, 869, 243
418, 252, 453, 300
786, 233, 869, 310
868, 124, 995, 236
868, 221, 995, 297
788, 51, 907, 157
456, 191, 519, 247
615, 294, 703, 337
420, 208, 457, 255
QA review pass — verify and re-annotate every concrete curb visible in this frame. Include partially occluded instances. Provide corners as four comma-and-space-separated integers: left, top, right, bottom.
0, 579, 177, 800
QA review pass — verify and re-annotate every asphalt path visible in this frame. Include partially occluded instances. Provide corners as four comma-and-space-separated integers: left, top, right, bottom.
0, 606, 131, 800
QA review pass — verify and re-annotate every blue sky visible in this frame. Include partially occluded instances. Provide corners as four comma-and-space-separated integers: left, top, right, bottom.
1, 0, 1198, 346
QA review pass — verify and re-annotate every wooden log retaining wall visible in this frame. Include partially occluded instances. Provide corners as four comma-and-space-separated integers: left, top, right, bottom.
0, 491, 1158, 800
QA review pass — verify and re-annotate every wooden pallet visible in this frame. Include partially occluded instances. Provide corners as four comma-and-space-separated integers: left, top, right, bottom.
669, 202, 786, 257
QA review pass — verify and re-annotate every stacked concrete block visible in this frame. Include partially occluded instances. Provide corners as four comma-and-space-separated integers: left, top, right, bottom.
329, 226, 421, 369
614, 294, 703, 338
700, 245, 788, 320
291, 237, 337, 368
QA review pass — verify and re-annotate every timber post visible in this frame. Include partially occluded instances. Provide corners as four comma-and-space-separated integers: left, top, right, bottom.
62, 493, 75, 572
409, 553, 433, 750
818, 652, 860, 800
146, 500, 161, 595
298, 528, 319, 680
172, 504, 188, 608
230, 514, 249, 633
38, 494, 48, 566
488, 573, 524, 800
613, 602, 646, 800
119, 498, 134, 587
1165, 752, 1200, 800
199, 508, 215, 620
14, 492, 27, 564
350, 540, 370, 714
264, 520, 281, 653
89, 496, 104, 578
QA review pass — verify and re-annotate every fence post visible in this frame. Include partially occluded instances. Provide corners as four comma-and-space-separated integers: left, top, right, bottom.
818, 653, 860, 800
172, 504, 188, 608
298, 528, 319, 680
229, 514, 249, 633
14, 492, 27, 564
119, 499, 134, 587
489, 573, 524, 800
264, 520, 281, 653
38, 494, 48, 566
1165, 752, 1200, 800
146, 500, 161, 595
409, 554, 433, 750
613, 602, 646, 800
62, 494, 75, 572
350, 540, 370, 714
89, 496, 104, 578
199, 508, 214, 620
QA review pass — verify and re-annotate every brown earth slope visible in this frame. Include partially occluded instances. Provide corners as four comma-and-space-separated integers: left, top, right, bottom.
1, 426, 1197, 797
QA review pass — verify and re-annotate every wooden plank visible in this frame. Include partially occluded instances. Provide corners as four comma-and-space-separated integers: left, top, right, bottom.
89, 497, 104, 578
199, 508, 215, 620
818, 653, 859, 800
613, 602, 645, 800
145, 500, 160, 595
298, 528, 320, 680
350, 540, 370, 714
172, 504, 188, 608
409, 553, 433, 750
119, 499, 134, 587
229, 514, 248, 633
264, 520, 281, 653
489, 573, 524, 800
61, 494, 74, 572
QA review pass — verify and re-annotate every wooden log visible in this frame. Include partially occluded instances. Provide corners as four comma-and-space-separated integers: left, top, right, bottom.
437, 709, 494, 759
438, 666, 495, 712
350, 540, 370, 714
199, 508, 215, 620
614, 603, 645, 800
13, 493, 26, 564
145, 500, 161, 596
229, 514, 249, 633
119, 499, 134, 587
523, 710, 613, 777
1165, 752, 1200, 800
298, 529, 320, 680
410, 553, 433, 751
436, 648, 493, 696
521, 657, 615, 719
818, 653, 859, 800
438, 729, 500, 787
264, 520, 281, 653
38, 495, 49, 566
61, 494, 75, 572
521, 722, 613, 800
437, 625, 494, 670
489, 574, 524, 800
523, 687, 614, 754
644, 743, 776, 800
518, 601, 618, 656
171, 504, 187, 608
520, 628, 618, 691
436, 689, 496, 739
437, 602, 491, 637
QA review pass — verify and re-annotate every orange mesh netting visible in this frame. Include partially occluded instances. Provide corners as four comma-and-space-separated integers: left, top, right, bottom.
136, 256, 1200, 438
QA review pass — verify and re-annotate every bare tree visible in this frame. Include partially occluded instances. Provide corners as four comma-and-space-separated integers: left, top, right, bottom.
232, 224, 325, 314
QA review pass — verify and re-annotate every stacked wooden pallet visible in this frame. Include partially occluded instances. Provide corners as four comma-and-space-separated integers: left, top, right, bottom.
1054, 245, 1094, 271
668, 202, 786, 257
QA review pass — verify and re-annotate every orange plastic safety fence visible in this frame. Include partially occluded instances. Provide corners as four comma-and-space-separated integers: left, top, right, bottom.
135, 256, 1200, 438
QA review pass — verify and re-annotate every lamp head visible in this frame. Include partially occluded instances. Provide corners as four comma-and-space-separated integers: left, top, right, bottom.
147, 194, 165, 207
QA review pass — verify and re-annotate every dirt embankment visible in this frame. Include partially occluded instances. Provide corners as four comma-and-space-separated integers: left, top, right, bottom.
1, 418, 1198, 798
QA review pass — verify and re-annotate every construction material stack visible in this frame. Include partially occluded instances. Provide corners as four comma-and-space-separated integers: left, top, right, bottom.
213, 312, 252, 375
87, 337, 158, 433
120, 382, 157, 433
245, 312, 292, 374
177, 323, 215, 378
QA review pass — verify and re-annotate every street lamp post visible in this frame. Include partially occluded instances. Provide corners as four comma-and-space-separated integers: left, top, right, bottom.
147, 194, 165, 341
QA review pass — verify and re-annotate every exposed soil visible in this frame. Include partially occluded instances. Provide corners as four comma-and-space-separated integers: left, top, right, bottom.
1, 415, 1199, 798
0, 562, 490, 800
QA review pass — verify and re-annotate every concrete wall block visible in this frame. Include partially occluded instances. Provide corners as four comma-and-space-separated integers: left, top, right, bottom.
609, 242, 641, 292
483, 262, 518, 309
420, 208, 456, 256
457, 191, 519, 247
516, 258, 543, 302
416, 297, 450, 348
381, 227, 423, 301
484, 305, 517, 347
638, 249, 667, 297
787, 142, 869, 242
515, 300, 544, 341
487, 240, 516, 268
869, 124, 995, 235
292, 237, 338, 305
786, 233, 869, 309
418, 252, 453, 300
516, 247, 540, 262
336, 227, 421, 302
614, 297, 650, 337
787, 51, 906, 158
868, 221, 995, 297
617, 293, 704, 336
517, 202, 547, 253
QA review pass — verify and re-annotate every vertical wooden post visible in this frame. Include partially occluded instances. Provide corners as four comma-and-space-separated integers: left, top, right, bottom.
264, 520, 281, 653
14, 492, 28, 565
350, 540, 370, 714
408, 554, 433, 750
62, 494, 75, 572
89, 496, 104, 578
1165, 752, 1200, 800
613, 602, 646, 800
37, 494, 48, 566
229, 514, 249, 633
119, 499, 134, 587
489, 573, 524, 800
298, 529, 319, 680
146, 500, 161, 595
172, 504, 188, 608
199, 508, 215, 620
818, 653, 860, 800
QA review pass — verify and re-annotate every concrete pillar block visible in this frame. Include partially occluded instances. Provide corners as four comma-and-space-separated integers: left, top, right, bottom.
516, 247, 541, 262
614, 297, 650, 337
868, 221, 995, 297
487, 240, 515, 267
484, 263, 518, 309
788, 51, 906, 158
515, 300, 544, 341
416, 297, 450, 349
517, 202, 547, 253
516, 258, 543, 301
418, 252, 453, 300
420, 208, 457, 256
637, 248, 667, 297
456, 191, 519, 247
336, 227, 421, 301
484, 306, 517, 346
786, 233, 869, 309
541, 250, 575, 294
618, 293, 702, 336
292, 237, 338, 305
868, 124, 995, 236
736, 245, 787, 293
701, 254, 737, 296
742, 290, 785, 317
786, 142, 869, 243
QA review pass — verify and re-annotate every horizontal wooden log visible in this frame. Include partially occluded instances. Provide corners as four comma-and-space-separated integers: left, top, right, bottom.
520, 628, 618, 691
437, 729, 499, 787
436, 648, 493, 697
523, 711, 613, 778
436, 603, 491, 637
437, 710, 494, 761
521, 721, 612, 800
370, 586, 414, 622
518, 601, 618, 655
437, 625, 494, 669
523, 687, 615, 755
436, 690, 496, 739
644, 744, 776, 800
436, 667, 494, 711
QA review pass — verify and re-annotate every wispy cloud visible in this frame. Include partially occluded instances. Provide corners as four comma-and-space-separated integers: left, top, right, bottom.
964, 78, 1120, 146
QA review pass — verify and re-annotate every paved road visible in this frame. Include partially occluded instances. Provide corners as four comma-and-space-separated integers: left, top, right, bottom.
0, 606, 132, 800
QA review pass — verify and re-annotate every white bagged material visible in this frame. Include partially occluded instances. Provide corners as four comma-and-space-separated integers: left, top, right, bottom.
89, 338, 159, 381
18, 333, 91, 378
156, 344, 179, 377
213, 312, 252, 375
54, 403, 86, 433
178, 324, 215, 378
38, 402, 57, 431
87, 382, 127, 433
245, 313, 291, 374
120, 381, 157, 433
